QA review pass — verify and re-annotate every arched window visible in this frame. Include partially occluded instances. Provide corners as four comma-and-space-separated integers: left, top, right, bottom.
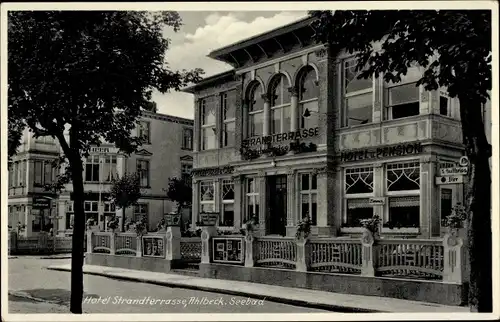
269, 74, 291, 134
298, 66, 319, 129
247, 82, 264, 137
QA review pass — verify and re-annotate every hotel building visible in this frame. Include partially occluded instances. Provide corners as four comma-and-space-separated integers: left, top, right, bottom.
8, 111, 194, 237
183, 17, 492, 238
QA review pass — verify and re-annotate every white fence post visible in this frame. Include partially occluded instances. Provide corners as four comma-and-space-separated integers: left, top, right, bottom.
296, 238, 310, 272
110, 232, 116, 255
201, 227, 217, 264
86, 231, 93, 254
245, 234, 257, 267
165, 226, 181, 260
136, 236, 142, 257
361, 229, 378, 277
443, 232, 464, 283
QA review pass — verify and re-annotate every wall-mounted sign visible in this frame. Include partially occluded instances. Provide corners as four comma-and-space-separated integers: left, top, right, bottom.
191, 166, 234, 178
32, 196, 51, 209
212, 237, 244, 264
142, 235, 165, 258
459, 156, 469, 167
340, 142, 423, 162
440, 167, 468, 176
242, 127, 319, 147
435, 176, 464, 185
199, 212, 219, 226
90, 147, 119, 154
369, 197, 386, 205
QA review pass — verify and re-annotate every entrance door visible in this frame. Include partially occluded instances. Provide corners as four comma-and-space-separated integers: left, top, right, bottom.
268, 175, 287, 236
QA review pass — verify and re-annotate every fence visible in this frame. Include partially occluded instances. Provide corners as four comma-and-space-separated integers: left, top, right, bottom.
87, 230, 202, 262
8, 232, 73, 255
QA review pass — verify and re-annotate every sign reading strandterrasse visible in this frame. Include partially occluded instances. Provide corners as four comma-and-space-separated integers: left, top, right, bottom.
340, 142, 423, 162
90, 147, 119, 154
243, 127, 319, 147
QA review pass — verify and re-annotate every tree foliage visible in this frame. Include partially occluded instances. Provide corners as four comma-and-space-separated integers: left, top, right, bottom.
108, 172, 142, 211
165, 176, 192, 209
309, 10, 492, 312
8, 11, 203, 314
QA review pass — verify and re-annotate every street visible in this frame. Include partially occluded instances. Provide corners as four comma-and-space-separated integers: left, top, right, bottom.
8, 257, 329, 313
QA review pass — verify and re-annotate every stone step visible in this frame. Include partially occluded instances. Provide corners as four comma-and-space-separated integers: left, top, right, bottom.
170, 269, 200, 277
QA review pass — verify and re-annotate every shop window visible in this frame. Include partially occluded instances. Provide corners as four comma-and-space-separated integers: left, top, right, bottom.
136, 159, 150, 187
384, 65, 422, 120
245, 178, 260, 223
342, 57, 373, 127
138, 121, 151, 144
222, 92, 236, 147
269, 74, 291, 134
344, 167, 374, 227
133, 203, 148, 230
247, 83, 264, 137
200, 181, 215, 213
220, 179, 234, 226
386, 162, 420, 228
201, 97, 217, 150
66, 202, 74, 230
299, 173, 317, 225
182, 128, 193, 150
299, 66, 319, 129
440, 188, 453, 227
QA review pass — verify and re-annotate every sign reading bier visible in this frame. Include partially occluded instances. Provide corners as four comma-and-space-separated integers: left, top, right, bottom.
243, 127, 319, 147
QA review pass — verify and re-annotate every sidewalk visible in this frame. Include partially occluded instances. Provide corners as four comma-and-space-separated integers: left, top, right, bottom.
46, 263, 470, 313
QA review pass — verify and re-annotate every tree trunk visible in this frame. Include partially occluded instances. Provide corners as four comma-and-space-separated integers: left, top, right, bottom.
458, 95, 492, 312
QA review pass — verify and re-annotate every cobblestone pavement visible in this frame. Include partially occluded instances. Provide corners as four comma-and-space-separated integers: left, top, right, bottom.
8, 257, 329, 314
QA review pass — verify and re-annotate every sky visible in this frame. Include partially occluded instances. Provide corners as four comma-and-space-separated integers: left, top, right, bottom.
152, 11, 308, 119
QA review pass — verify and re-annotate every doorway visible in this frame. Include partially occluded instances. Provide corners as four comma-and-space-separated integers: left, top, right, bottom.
268, 175, 287, 236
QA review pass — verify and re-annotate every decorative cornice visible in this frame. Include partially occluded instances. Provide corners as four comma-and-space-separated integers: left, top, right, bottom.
135, 149, 153, 157
257, 171, 266, 178
180, 155, 193, 161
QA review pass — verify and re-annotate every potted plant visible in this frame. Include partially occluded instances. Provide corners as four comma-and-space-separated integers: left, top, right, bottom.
107, 215, 120, 233
243, 214, 258, 236
16, 221, 26, 235
295, 215, 312, 240
86, 218, 95, 230
134, 215, 148, 237
359, 215, 381, 241
444, 203, 467, 233
156, 217, 166, 232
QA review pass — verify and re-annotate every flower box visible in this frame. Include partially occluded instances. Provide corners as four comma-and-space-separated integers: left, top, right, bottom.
381, 227, 420, 234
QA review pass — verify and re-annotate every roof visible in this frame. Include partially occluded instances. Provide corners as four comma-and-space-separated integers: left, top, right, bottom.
181, 70, 235, 94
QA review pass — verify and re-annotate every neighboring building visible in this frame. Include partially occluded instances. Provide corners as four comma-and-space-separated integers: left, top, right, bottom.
182, 17, 492, 238
8, 111, 193, 237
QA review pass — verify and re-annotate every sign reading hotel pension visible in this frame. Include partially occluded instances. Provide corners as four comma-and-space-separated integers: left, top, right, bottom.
243, 127, 319, 147
340, 142, 423, 162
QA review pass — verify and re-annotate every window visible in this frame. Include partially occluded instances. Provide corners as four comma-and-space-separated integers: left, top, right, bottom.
182, 128, 193, 150
8, 162, 13, 188
201, 98, 217, 150
247, 83, 264, 137
134, 204, 148, 230
299, 173, 318, 225
18, 161, 26, 186
245, 178, 260, 224
344, 167, 374, 227
84, 201, 99, 224
103, 155, 118, 182
137, 160, 150, 187
222, 92, 236, 147
138, 121, 151, 144
386, 162, 420, 228
200, 181, 215, 213
181, 163, 192, 183
12, 162, 18, 187
269, 74, 291, 134
439, 90, 451, 116
440, 188, 453, 227
104, 201, 116, 225
85, 155, 100, 182
384, 65, 422, 120
220, 179, 234, 226
66, 202, 74, 230
34, 160, 55, 186
298, 66, 319, 129
343, 58, 373, 127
